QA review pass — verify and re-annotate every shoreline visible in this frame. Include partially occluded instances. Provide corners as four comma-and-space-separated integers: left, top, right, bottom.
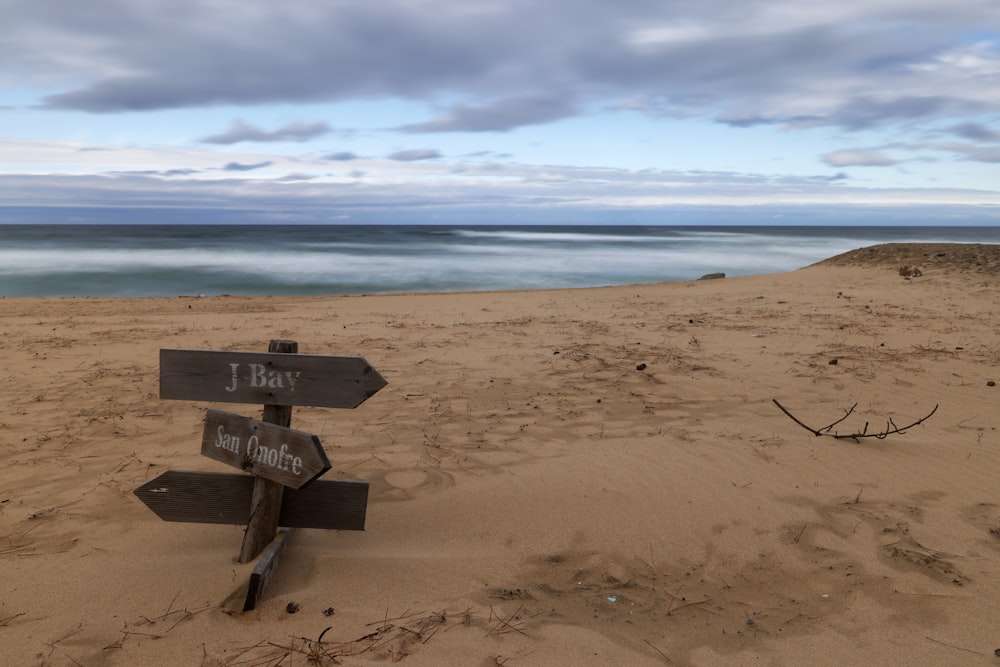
5, 226, 1000, 298
2, 241, 997, 302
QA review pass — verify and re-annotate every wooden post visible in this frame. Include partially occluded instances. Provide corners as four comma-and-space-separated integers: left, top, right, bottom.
239, 339, 296, 563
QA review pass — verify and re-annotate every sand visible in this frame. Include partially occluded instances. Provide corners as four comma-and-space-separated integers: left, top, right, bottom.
3, 242, 1000, 666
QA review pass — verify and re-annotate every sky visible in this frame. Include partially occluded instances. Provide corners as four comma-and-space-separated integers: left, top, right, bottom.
2, 0, 1000, 225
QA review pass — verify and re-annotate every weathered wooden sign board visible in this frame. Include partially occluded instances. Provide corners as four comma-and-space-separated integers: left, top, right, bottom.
135, 470, 368, 529
201, 409, 330, 489
135, 340, 386, 611
160, 348, 386, 407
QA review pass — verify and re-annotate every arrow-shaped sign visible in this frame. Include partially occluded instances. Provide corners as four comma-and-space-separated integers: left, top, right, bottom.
159, 349, 387, 408
134, 470, 368, 530
201, 409, 330, 489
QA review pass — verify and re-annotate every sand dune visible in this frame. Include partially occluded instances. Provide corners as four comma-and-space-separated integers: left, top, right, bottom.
3, 243, 1000, 665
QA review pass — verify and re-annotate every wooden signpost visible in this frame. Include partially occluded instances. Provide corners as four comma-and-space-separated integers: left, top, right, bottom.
135, 339, 386, 610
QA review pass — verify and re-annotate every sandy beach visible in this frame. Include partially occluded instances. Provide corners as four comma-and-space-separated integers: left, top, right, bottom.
3, 242, 1000, 666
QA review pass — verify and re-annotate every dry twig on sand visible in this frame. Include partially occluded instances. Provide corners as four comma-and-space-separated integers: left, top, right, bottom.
773, 400, 937, 442
486, 604, 528, 637
0, 612, 26, 627
219, 608, 478, 666
102, 592, 211, 651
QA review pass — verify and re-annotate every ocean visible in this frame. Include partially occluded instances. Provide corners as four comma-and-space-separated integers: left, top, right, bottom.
2, 224, 999, 298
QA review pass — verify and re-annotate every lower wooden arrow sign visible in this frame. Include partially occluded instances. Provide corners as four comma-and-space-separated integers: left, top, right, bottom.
134, 470, 368, 530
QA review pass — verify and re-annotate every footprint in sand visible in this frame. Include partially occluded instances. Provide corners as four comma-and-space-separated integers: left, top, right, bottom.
368, 468, 455, 501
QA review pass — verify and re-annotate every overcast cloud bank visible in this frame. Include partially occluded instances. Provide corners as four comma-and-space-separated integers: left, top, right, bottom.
3, 0, 1000, 222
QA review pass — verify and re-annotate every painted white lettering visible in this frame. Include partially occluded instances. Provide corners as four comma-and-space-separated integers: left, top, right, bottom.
251, 442, 275, 469
267, 371, 284, 389
246, 434, 259, 460
245, 439, 305, 475
215, 425, 241, 454
225, 363, 240, 392
236, 365, 301, 393
249, 363, 268, 388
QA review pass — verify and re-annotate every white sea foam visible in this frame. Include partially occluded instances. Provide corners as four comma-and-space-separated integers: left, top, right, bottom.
1, 224, 996, 297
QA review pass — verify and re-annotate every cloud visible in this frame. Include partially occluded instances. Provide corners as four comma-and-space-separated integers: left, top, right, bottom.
387, 149, 441, 161
200, 120, 332, 144
824, 96, 973, 131
325, 151, 359, 161
719, 114, 823, 128
821, 149, 899, 167
222, 161, 273, 171
400, 94, 576, 132
14, 1, 998, 134
1, 133, 999, 225
821, 172, 849, 182
3, 166, 999, 221
108, 168, 204, 177
936, 142, 1000, 163
951, 122, 1000, 142
962, 148, 1000, 162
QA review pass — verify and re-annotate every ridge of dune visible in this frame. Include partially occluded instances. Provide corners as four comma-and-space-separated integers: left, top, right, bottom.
813, 241, 1000, 275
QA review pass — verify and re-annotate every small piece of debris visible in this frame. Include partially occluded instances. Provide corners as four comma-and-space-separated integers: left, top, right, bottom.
828, 359, 838, 365
988, 380, 996, 387
286, 602, 300, 614
323, 607, 335, 617
699, 272, 726, 280
490, 588, 533, 600
636, 363, 647, 371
